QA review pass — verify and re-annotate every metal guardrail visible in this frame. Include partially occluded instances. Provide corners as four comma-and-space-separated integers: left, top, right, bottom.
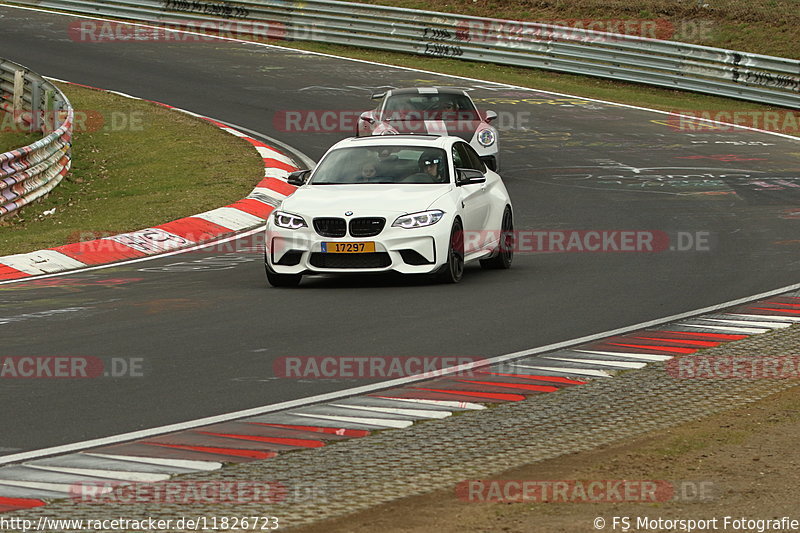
0, 58, 73, 219
5, 0, 799, 108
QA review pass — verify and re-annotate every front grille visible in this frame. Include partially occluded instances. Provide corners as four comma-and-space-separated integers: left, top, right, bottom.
313, 217, 346, 238
349, 217, 385, 237
309, 252, 391, 269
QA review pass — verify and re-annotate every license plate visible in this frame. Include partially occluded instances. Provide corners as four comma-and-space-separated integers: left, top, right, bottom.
321, 242, 375, 253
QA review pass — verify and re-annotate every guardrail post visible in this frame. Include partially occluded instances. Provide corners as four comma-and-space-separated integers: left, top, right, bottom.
43, 89, 55, 134
13, 69, 25, 126
30, 79, 43, 132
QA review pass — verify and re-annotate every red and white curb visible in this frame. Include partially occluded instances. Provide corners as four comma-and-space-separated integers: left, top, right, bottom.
1, 290, 798, 512
0, 82, 302, 282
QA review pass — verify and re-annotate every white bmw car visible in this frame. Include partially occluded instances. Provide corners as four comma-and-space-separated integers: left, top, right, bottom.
264, 135, 513, 287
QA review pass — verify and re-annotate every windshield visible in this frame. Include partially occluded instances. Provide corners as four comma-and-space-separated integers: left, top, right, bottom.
380, 93, 480, 121
310, 146, 450, 185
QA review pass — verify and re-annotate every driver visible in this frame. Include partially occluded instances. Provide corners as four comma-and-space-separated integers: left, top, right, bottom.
406, 150, 447, 183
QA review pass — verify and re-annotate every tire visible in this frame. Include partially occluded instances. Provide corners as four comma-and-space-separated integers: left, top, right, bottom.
436, 219, 465, 283
265, 257, 302, 287
480, 206, 513, 270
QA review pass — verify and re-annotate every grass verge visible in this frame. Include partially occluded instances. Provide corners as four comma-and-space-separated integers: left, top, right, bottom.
0, 112, 42, 154
0, 83, 263, 256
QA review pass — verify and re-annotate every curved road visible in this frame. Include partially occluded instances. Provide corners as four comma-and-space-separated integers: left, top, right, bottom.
0, 6, 798, 454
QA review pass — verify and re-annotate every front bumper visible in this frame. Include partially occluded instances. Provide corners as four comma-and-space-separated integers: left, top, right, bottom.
265, 224, 450, 275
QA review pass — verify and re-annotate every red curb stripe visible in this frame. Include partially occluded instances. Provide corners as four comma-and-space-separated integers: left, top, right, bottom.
411, 388, 526, 402
632, 336, 722, 347
0, 264, 30, 280
454, 379, 559, 393
263, 158, 298, 173
241, 137, 268, 149
141, 442, 276, 459
752, 307, 800, 315
608, 343, 698, 354
200, 117, 228, 128
662, 331, 749, 340
760, 300, 800, 307
0, 497, 46, 511
229, 198, 275, 218
155, 217, 232, 241
248, 423, 369, 438
257, 177, 297, 196
477, 371, 587, 385
197, 432, 325, 448
53, 239, 147, 265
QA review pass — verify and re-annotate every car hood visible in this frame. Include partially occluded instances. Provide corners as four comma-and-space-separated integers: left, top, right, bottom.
280, 184, 452, 217
387, 119, 478, 141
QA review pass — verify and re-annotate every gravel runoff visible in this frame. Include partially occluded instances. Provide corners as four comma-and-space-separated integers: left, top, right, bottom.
2, 322, 798, 532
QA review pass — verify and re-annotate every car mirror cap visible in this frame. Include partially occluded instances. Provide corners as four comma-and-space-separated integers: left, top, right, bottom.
359, 111, 375, 124
484, 110, 498, 122
287, 169, 311, 186
456, 168, 487, 186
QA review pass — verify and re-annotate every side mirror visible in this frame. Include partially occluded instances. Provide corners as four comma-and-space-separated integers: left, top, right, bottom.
287, 170, 311, 186
359, 111, 375, 124
456, 168, 486, 186
484, 110, 498, 122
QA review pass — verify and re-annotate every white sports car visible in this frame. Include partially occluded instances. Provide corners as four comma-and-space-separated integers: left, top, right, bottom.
357, 87, 500, 171
264, 135, 513, 287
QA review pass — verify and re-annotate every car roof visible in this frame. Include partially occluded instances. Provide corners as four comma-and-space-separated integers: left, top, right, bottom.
330, 134, 459, 150
385, 87, 470, 97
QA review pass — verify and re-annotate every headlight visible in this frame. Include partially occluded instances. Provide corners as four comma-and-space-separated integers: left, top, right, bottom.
273, 210, 307, 230
392, 210, 445, 229
477, 128, 496, 147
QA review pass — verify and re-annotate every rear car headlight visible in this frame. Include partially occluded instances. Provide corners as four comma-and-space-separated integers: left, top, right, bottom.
392, 210, 445, 229
477, 128, 496, 147
273, 210, 307, 230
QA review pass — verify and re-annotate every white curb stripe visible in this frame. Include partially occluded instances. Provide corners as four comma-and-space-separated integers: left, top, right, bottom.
0, 250, 87, 274
22, 465, 169, 483
702, 318, 791, 329
194, 207, 264, 230
328, 403, 451, 419
375, 396, 485, 410
727, 313, 800, 323
290, 413, 414, 429
255, 146, 295, 165
0, 480, 113, 495
83, 454, 221, 471
510, 364, 612, 377
542, 357, 648, 369
574, 350, 674, 361
678, 323, 769, 334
